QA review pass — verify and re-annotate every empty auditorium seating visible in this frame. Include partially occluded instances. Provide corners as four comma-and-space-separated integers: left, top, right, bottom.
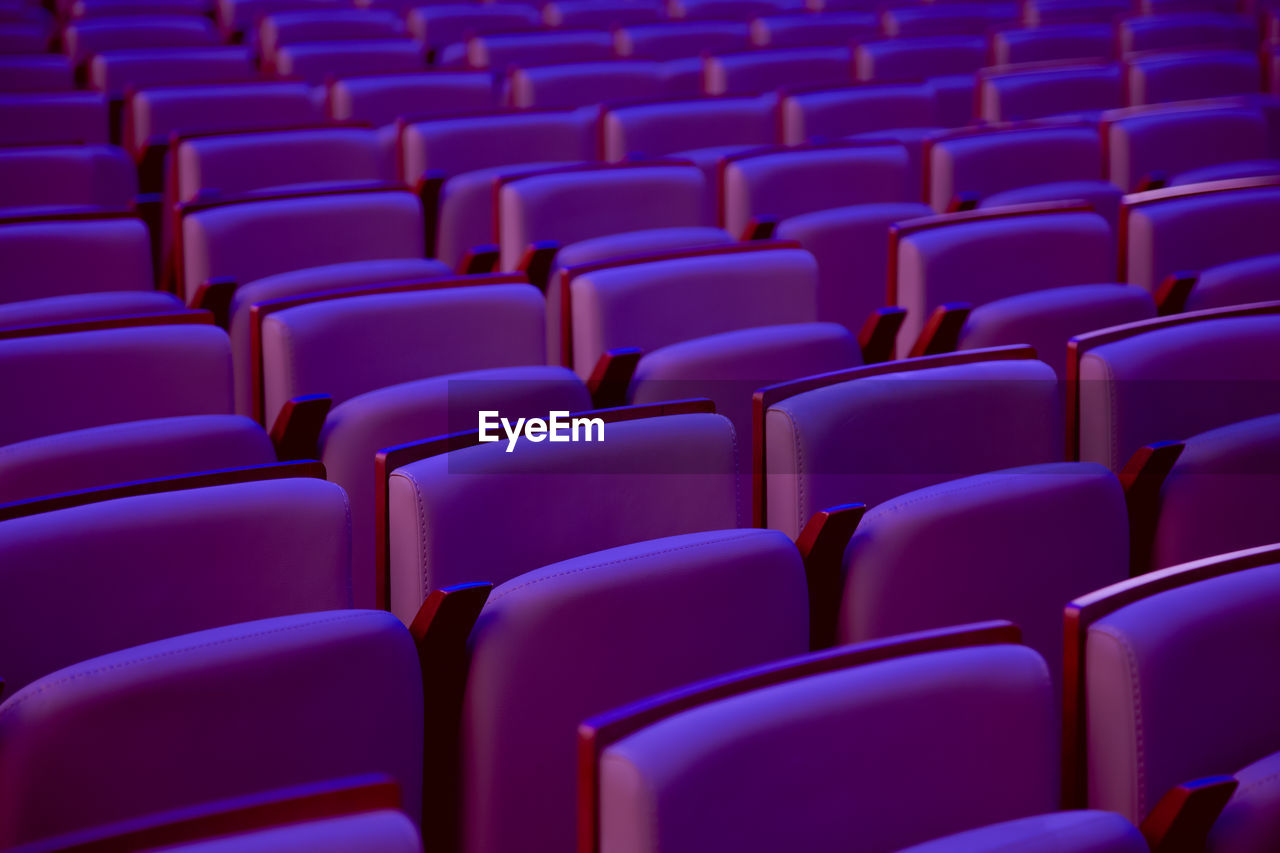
1180, 252, 1280, 311
1069, 302, 1280, 470
419, 527, 808, 852
0, 214, 156, 307
1126, 49, 1262, 105
88, 45, 257, 99
0, 144, 138, 215
1116, 12, 1258, 56
0, 53, 72, 91
854, 36, 987, 126
890, 203, 1155, 371
881, 3, 1017, 38
704, 46, 852, 96
274, 40, 425, 85
257, 8, 407, 71
407, 4, 540, 55
978, 61, 1124, 122
543, 0, 663, 28
613, 19, 752, 60
1021, 0, 1128, 26
504, 60, 666, 109
989, 23, 1115, 64
326, 70, 496, 126
668, 0, 802, 19
758, 347, 1061, 535
749, 11, 877, 47
0, 610, 424, 848
0, 91, 108, 145
461, 30, 615, 69
62, 15, 220, 68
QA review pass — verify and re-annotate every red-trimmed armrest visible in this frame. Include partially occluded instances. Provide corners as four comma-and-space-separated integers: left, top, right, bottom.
740, 215, 778, 241
270, 394, 333, 461
947, 191, 980, 213
410, 583, 493, 853
519, 241, 561, 293
587, 347, 642, 410
415, 169, 446, 259
909, 302, 972, 358
1154, 271, 1198, 316
1119, 440, 1184, 576
1141, 775, 1238, 853
858, 306, 906, 364
191, 277, 238, 328
795, 504, 867, 650
458, 244, 500, 275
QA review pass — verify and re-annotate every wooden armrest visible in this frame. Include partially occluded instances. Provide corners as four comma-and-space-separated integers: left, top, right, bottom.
269, 394, 333, 461
741, 215, 778, 241
519, 241, 561, 293
1119, 441, 1184, 576
908, 302, 971, 358
1141, 775, 1238, 853
587, 347, 642, 410
795, 504, 867, 650
191, 277, 238, 328
857, 307, 906, 364
415, 169, 446, 259
947, 192, 981, 213
1154, 271, 1197, 316
458, 244, 500, 275
1136, 171, 1169, 193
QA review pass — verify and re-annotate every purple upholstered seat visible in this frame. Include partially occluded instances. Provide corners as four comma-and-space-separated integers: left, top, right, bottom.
274, 40, 424, 85
0, 323, 233, 446
0, 145, 136, 215
892, 205, 1151, 370
750, 11, 878, 47
762, 350, 1061, 537
1117, 12, 1258, 56
407, 3, 539, 52
326, 70, 495, 129
462, 30, 615, 69
1073, 306, 1280, 469
399, 110, 594, 268
881, 3, 1018, 38
1103, 103, 1280, 192
593, 628, 1065, 853
62, 15, 219, 67
1021, 0, 1128, 25
0, 476, 351, 693
0, 217, 152, 305
0, 54, 72, 91
0, 610, 423, 847
0, 291, 183, 328
704, 47, 851, 96
89, 45, 257, 103
123, 808, 425, 852
839, 462, 1127, 687
978, 62, 1124, 122
1186, 253, 1280, 311
668, 0, 801, 18
387, 409, 743, 620
178, 187, 425, 303
601, 96, 775, 164
990, 24, 1115, 64
542, 0, 663, 28
1125, 49, 1262, 106
258, 8, 406, 71
0, 92, 108, 145
780, 81, 941, 145
504, 60, 665, 109
854, 37, 986, 126
1122, 179, 1280, 293
896, 812, 1147, 852
451, 528, 808, 853
68, 0, 213, 17
613, 20, 751, 60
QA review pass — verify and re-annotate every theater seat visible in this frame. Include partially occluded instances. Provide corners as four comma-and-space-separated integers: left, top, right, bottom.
990, 24, 1115, 64
978, 62, 1124, 122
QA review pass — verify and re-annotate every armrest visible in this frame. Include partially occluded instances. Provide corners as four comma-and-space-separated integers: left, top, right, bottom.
587, 347, 642, 410
740, 215, 778, 241
415, 169, 446, 259
519, 240, 561, 293
269, 394, 333, 461
908, 302, 971, 358
795, 503, 866, 650
458, 244, 500, 275
190, 276, 238, 328
1140, 775, 1238, 853
411, 582, 493, 853
1136, 171, 1169, 193
1154, 271, 1197, 316
947, 192, 980, 213
1118, 440, 1184, 576
857, 306, 906, 364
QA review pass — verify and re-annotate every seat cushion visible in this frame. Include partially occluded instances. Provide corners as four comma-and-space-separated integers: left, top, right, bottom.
896, 811, 1147, 853
0, 291, 182, 328
1209, 749, 1280, 852
981, 180, 1123, 234
1187, 252, 1280, 312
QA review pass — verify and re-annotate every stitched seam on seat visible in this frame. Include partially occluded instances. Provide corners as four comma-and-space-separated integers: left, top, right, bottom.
1094, 623, 1146, 818
0, 611, 370, 719
771, 407, 806, 535
727, 419, 742, 529
391, 468, 431, 605
487, 530, 764, 603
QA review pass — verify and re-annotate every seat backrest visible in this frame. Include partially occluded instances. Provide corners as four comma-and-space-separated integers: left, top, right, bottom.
0, 216, 151, 304
893, 205, 1115, 355
841, 462, 1127, 688
882, 3, 1016, 37
0, 145, 136, 213
0, 92, 107, 145
601, 96, 774, 161
88, 45, 257, 97
592, 626, 1058, 853
1125, 49, 1261, 105
1117, 12, 1257, 55
854, 36, 987, 82
0, 323, 234, 445
407, 4, 540, 50
328, 71, 494, 128
275, 40, 424, 86
62, 15, 219, 65
780, 82, 938, 145
460, 528, 809, 853
990, 23, 1115, 64
217, 0, 350, 35
400, 109, 592, 183
505, 60, 664, 109
0, 477, 352, 693
175, 126, 391, 204
497, 163, 705, 269
1187, 251, 1280, 312
259, 8, 405, 60
179, 188, 424, 300
750, 11, 878, 47
614, 19, 751, 59
125, 81, 320, 159
1022, 0, 1129, 25
0, 55, 72, 92
763, 350, 1061, 536
704, 46, 851, 96
543, 0, 664, 28
979, 62, 1124, 122
1073, 305, 1280, 469
387, 408, 742, 622
568, 247, 818, 376
722, 143, 912, 238
668, 0, 798, 17
261, 281, 546, 425
926, 124, 1104, 211
1123, 179, 1280, 291
1104, 104, 1270, 192
466, 30, 614, 69
0, 610, 424, 848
